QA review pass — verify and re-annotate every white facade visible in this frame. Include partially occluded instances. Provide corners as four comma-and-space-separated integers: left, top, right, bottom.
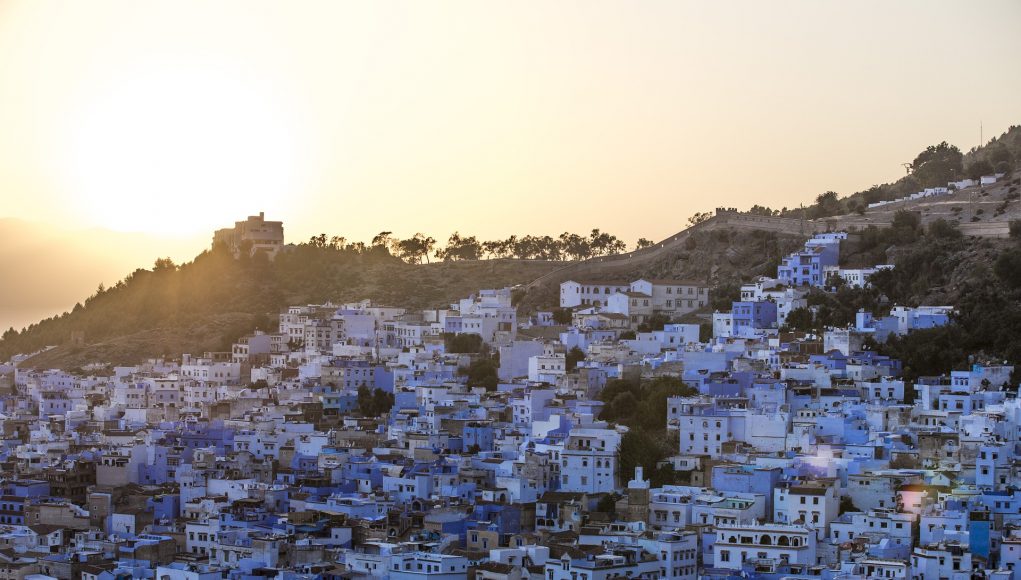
559, 280, 630, 308
773, 484, 838, 539
713, 523, 817, 570
559, 429, 621, 494
528, 354, 566, 384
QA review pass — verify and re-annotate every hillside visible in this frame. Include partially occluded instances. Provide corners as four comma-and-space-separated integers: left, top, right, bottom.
517, 226, 807, 313
0, 218, 206, 332
776, 125, 1021, 223
1, 248, 562, 368
5, 126, 1020, 370
4, 229, 810, 369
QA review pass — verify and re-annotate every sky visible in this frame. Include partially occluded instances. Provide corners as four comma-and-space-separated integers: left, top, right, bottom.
1, 0, 1020, 249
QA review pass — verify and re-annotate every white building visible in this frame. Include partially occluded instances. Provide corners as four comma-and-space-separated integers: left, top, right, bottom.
528, 353, 566, 384
559, 280, 630, 308
388, 552, 469, 579
823, 264, 894, 288
910, 542, 973, 580
637, 531, 699, 580
559, 428, 621, 494
713, 523, 817, 570
773, 482, 839, 539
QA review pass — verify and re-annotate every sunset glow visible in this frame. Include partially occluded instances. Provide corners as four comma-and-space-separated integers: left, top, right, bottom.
0, 0, 1019, 243
60, 67, 303, 233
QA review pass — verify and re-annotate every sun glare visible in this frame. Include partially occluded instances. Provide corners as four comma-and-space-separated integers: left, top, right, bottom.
61, 67, 300, 235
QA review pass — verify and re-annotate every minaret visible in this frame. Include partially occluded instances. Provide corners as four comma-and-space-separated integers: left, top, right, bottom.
626, 466, 651, 523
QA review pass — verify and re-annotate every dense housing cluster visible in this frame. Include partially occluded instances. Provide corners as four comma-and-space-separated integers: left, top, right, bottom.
1, 217, 1018, 580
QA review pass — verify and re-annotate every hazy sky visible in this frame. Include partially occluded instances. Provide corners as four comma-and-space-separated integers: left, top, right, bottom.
1, 0, 1019, 247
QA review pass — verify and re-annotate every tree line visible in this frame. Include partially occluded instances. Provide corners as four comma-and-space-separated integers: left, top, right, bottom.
782, 127, 1020, 221
306, 228, 657, 264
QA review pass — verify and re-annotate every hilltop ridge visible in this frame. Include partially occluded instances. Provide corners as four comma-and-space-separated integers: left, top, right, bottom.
4, 126, 1020, 369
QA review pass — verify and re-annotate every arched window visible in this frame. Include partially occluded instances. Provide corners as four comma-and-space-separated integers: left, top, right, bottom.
760, 535, 772, 546
777, 536, 790, 546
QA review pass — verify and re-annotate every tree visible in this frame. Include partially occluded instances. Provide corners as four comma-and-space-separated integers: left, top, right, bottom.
153, 257, 177, 271
784, 307, 814, 332
911, 141, 963, 187
357, 385, 394, 417
587, 229, 625, 256
308, 233, 328, 248
687, 212, 712, 227
927, 218, 962, 241
596, 377, 637, 418
371, 388, 394, 415
635, 238, 654, 250
710, 282, 740, 312
811, 191, 842, 219
635, 377, 697, 431
356, 384, 372, 415
559, 232, 591, 260
839, 497, 860, 515
461, 358, 499, 391
498, 235, 518, 258
566, 346, 586, 371
534, 235, 564, 260
444, 333, 484, 353
966, 159, 995, 180
606, 391, 638, 422
988, 142, 1014, 166
394, 233, 437, 264
1010, 220, 1021, 239
371, 231, 393, 248
748, 205, 778, 216
994, 248, 1021, 289
595, 494, 618, 515
637, 313, 671, 332
890, 210, 921, 244
552, 308, 573, 325
437, 232, 483, 261
616, 428, 670, 484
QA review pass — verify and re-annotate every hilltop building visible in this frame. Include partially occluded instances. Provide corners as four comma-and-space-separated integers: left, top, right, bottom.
212, 212, 284, 259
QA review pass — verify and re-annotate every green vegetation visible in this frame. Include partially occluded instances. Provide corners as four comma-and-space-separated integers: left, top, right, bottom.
551, 308, 573, 325
313, 228, 641, 263
356, 385, 394, 417
0, 243, 561, 365
595, 493, 620, 515
600, 373, 698, 491
458, 356, 500, 391
600, 376, 697, 432
784, 224, 1021, 380
443, 333, 484, 354
778, 126, 1021, 219
413, 228, 639, 262
616, 428, 681, 488
565, 346, 585, 371
911, 141, 963, 189
637, 313, 671, 333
